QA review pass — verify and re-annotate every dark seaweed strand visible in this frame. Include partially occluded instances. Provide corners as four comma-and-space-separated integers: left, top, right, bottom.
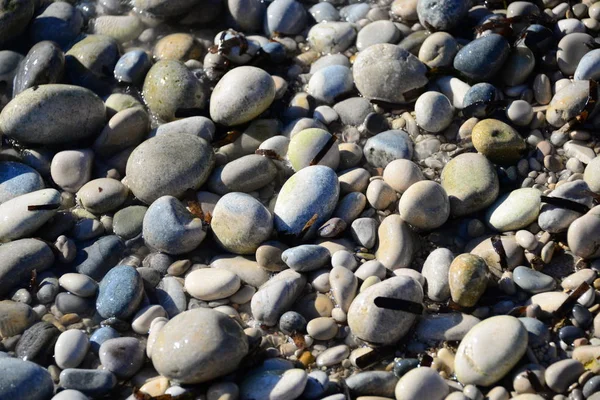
374, 296, 424, 314
553, 282, 591, 319
309, 134, 337, 166
540, 195, 590, 214
27, 203, 61, 211
354, 346, 396, 369
491, 235, 509, 271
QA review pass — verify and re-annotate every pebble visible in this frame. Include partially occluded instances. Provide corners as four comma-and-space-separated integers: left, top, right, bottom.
545, 359, 585, 393
287, 128, 340, 171
282, 245, 330, 272
453, 34, 510, 82
308, 22, 357, 54
0, 239, 54, 296
513, 266, 556, 293
0, 161, 45, 204
418, 32, 458, 68
240, 368, 308, 400
185, 268, 241, 301
485, 188, 541, 232
348, 276, 423, 345
59, 369, 117, 396
454, 316, 528, 386
399, 180, 450, 230
251, 269, 306, 326
395, 367, 448, 400
471, 118, 526, 165
0, 358, 54, 400
415, 91, 454, 133
415, 312, 480, 343
421, 248, 454, 302
54, 329, 89, 369
363, 130, 413, 168
448, 254, 488, 307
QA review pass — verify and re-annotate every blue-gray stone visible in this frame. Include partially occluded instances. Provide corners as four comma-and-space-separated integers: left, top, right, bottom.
96, 265, 144, 319
153, 116, 215, 142
393, 358, 420, 377
559, 325, 584, 345
30, 2, 83, 48
112, 205, 147, 240
513, 266, 556, 294
59, 369, 117, 396
0, 161, 45, 204
261, 42, 286, 63
575, 49, 600, 81
98, 337, 144, 379
143, 252, 174, 275
264, 0, 307, 35
538, 179, 593, 233
0, 239, 55, 296
346, 371, 398, 398
279, 311, 307, 334
36, 273, 59, 304
142, 196, 206, 255
363, 130, 413, 168
307, 65, 353, 105
13, 41, 65, 96
453, 34, 510, 82
583, 375, 600, 398
303, 371, 328, 400
519, 317, 549, 347
502, 47, 535, 86
156, 276, 187, 318
55, 293, 94, 315
340, 3, 370, 23
333, 97, 373, 126
417, 0, 469, 31
0, 358, 53, 400
227, 0, 264, 32
0, 51, 23, 96
462, 83, 501, 117
15, 322, 60, 366
74, 235, 125, 281
282, 245, 330, 272
309, 2, 339, 23
89, 326, 120, 354
273, 166, 340, 239
571, 303, 592, 329
114, 49, 151, 84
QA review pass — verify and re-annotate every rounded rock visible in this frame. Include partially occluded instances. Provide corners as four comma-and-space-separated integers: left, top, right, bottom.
471, 119, 526, 165
415, 92, 454, 133
399, 180, 450, 230
448, 254, 489, 308
395, 367, 448, 400
185, 268, 241, 301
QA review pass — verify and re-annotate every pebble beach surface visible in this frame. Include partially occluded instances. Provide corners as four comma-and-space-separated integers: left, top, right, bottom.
6, 0, 600, 399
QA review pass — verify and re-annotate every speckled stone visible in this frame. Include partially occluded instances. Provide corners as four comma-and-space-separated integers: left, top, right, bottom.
453, 34, 510, 82
0, 84, 105, 145
0, 162, 44, 205
417, 0, 469, 31
485, 188, 541, 232
363, 130, 413, 169
96, 265, 144, 319
59, 369, 117, 396
99, 337, 144, 379
0, 358, 53, 400
152, 308, 249, 383
353, 43, 427, 104
471, 119, 526, 165
448, 254, 489, 307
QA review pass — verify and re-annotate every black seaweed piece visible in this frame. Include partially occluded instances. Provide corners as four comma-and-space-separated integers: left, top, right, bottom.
374, 296, 424, 314
553, 282, 591, 319
309, 134, 338, 166
540, 195, 590, 214
491, 235, 509, 271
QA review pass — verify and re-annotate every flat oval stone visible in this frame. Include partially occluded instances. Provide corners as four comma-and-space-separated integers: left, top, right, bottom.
363, 130, 413, 169
0, 84, 105, 145
567, 206, 600, 259
415, 312, 480, 343
547, 81, 593, 128
453, 34, 510, 82
308, 22, 356, 54
0, 189, 60, 242
74, 235, 125, 280
538, 180, 593, 233
557, 33, 593, 75
96, 265, 144, 319
357, 20, 401, 51
265, 0, 307, 35
125, 133, 215, 204
152, 308, 249, 383
353, 43, 427, 104
54, 329, 89, 369
455, 316, 528, 386
185, 268, 241, 301
211, 192, 273, 255
113, 49, 151, 84
112, 205, 147, 239
575, 48, 600, 81
282, 245, 330, 272
0, 239, 54, 296
78, 178, 128, 214
274, 165, 340, 239
348, 276, 423, 345
485, 188, 541, 232
399, 180, 450, 230
13, 41, 64, 96
346, 371, 397, 398
251, 269, 307, 326
448, 254, 488, 307
93, 107, 149, 158
471, 119, 526, 165
417, 0, 469, 31
307, 317, 338, 340
142, 60, 206, 122
221, 154, 277, 192
210, 66, 275, 127
545, 359, 584, 393
240, 369, 308, 400
30, 1, 83, 48
421, 248, 453, 302
513, 266, 556, 293
316, 344, 350, 367
0, 161, 44, 205
211, 255, 270, 288
0, 358, 53, 400
441, 153, 499, 217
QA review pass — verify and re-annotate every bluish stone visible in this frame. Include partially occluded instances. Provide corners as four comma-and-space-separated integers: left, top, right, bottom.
454, 34, 510, 82
13, 41, 65, 96
518, 317, 549, 347
0, 51, 23, 96
279, 311, 307, 334
303, 371, 328, 400
558, 325, 585, 346
36, 273, 59, 304
0, 161, 45, 204
574, 48, 600, 81
30, 2, 83, 48
583, 375, 600, 398
264, 0, 307, 35
309, 2, 339, 23
307, 65, 353, 104
0, 358, 54, 400
363, 129, 413, 168
340, 3, 370, 23
261, 42, 286, 63
392, 358, 419, 377
463, 84, 501, 113
571, 303, 593, 329
156, 276, 187, 318
273, 165, 340, 239
114, 49, 151, 84
74, 235, 126, 281
55, 293, 94, 315
417, 0, 469, 31
89, 326, 120, 354
59, 369, 117, 397
96, 265, 144, 319
282, 245, 330, 272
513, 266, 556, 294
